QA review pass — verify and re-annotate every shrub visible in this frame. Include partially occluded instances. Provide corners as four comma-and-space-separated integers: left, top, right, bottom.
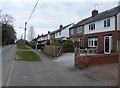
51, 39, 60, 46
31, 44, 36, 49
62, 40, 74, 53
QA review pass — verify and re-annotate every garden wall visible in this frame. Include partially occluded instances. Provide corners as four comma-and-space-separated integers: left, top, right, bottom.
44, 45, 62, 57
75, 54, 118, 69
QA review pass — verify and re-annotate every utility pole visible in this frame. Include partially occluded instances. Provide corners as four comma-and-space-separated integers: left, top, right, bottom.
24, 22, 27, 44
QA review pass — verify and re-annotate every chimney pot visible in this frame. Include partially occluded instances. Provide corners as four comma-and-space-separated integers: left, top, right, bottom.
92, 10, 98, 17
59, 24, 63, 29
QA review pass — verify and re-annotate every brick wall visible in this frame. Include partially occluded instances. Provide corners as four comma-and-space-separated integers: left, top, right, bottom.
75, 54, 118, 69
44, 45, 56, 57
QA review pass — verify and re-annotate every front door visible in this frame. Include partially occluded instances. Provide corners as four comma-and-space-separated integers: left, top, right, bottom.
104, 36, 112, 54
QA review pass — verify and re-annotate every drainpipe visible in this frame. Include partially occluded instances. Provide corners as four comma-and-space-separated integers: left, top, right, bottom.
118, 1, 120, 87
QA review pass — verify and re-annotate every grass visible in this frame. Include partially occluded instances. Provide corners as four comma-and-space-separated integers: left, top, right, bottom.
17, 44, 29, 50
17, 51, 40, 61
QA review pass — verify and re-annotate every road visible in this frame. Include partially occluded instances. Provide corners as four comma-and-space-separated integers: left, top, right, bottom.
2, 45, 16, 86
2, 46, 117, 86
7, 49, 116, 86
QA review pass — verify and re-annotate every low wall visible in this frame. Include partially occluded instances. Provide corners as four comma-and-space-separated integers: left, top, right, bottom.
44, 45, 62, 57
75, 54, 118, 69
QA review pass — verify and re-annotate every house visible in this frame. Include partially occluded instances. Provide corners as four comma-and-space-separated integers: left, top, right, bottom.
50, 23, 74, 43
69, 4, 120, 54
36, 31, 51, 48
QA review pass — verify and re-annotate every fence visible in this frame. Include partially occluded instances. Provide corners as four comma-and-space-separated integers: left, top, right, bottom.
74, 47, 118, 69
75, 47, 97, 57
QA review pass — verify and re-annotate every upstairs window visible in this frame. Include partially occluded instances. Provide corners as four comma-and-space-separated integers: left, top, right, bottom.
104, 20, 106, 27
89, 23, 95, 30
77, 26, 83, 33
59, 31, 61, 36
70, 29, 74, 34
107, 19, 110, 27
56, 33, 57, 37
104, 19, 110, 27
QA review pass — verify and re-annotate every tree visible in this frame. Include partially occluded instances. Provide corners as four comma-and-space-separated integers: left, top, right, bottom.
28, 26, 35, 41
1, 13, 14, 28
0, 12, 16, 45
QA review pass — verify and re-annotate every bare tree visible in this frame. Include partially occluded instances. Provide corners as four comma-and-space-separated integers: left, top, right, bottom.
28, 26, 35, 41
0, 13, 14, 28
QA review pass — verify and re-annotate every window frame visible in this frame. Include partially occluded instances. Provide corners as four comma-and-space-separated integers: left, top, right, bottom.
89, 23, 95, 30
88, 37, 98, 47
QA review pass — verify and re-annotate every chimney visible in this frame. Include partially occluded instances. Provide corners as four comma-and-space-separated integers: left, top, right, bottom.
48, 31, 50, 34
92, 10, 98, 17
59, 24, 63, 29
37, 34, 40, 38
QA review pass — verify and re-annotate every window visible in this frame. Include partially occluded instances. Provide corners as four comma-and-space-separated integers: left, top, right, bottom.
77, 26, 83, 33
104, 19, 110, 27
89, 23, 95, 30
88, 38, 98, 47
107, 19, 110, 27
56, 33, 58, 37
77, 38, 83, 46
71, 29, 74, 34
104, 20, 106, 27
59, 31, 61, 36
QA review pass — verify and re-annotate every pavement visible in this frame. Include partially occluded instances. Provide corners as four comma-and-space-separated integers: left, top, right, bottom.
7, 49, 118, 86
2, 45, 16, 86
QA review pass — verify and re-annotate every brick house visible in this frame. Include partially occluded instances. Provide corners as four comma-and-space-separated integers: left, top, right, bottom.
69, 5, 120, 54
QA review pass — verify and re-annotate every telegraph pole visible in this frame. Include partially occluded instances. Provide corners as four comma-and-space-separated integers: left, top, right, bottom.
24, 22, 27, 44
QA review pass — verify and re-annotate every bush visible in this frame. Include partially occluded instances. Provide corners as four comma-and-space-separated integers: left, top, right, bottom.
51, 39, 60, 46
62, 40, 74, 53
31, 44, 36, 49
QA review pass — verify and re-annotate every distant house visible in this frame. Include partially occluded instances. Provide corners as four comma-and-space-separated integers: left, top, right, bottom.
69, 5, 120, 54
50, 23, 74, 43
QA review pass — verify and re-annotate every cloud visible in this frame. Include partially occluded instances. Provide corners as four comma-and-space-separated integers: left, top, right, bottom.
1, 0, 118, 40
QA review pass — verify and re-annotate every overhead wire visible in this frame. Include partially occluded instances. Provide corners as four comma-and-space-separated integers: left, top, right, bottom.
27, 0, 39, 23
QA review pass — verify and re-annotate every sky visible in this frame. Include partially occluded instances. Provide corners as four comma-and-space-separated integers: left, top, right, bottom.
0, 0, 120, 41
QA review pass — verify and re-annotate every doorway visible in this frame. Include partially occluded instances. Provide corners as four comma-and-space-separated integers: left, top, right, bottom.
104, 36, 112, 54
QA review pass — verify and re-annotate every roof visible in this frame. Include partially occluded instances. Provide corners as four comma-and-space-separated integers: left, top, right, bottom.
50, 23, 73, 34
70, 5, 120, 29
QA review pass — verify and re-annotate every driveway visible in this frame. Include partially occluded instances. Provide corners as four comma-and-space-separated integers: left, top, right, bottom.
7, 50, 118, 86
54, 52, 118, 86
54, 53, 74, 67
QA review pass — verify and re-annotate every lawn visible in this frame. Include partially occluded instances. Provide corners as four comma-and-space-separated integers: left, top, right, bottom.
17, 44, 29, 50
17, 51, 40, 61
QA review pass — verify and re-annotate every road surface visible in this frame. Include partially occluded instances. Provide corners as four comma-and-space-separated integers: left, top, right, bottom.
2, 45, 16, 86
2, 46, 117, 86
7, 49, 117, 86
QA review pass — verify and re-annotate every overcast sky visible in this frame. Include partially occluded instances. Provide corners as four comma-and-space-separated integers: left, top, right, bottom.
1, 0, 119, 41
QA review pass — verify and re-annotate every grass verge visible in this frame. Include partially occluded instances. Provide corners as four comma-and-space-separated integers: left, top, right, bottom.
17, 44, 29, 50
17, 51, 40, 61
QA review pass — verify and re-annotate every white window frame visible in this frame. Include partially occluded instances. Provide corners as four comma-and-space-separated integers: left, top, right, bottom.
88, 38, 98, 47
89, 23, 95, 30
104, 19, 110, 28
